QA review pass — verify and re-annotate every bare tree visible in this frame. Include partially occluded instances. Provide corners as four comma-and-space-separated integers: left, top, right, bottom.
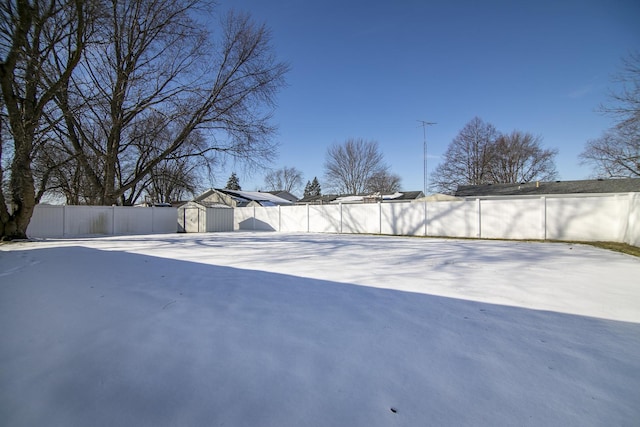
324, 138, 389, 194
365, 170, 402, 193
430, 117, 498, 194
1, 0, 287, 237
143, 158, 201, 204
580, 52, 640, 178
580, 124, 639, 178
0, 0, 91, 239
50, 1, 288, 206
263, 166, 303, 195
489, 131, 558, 183
431, 118, 558, 194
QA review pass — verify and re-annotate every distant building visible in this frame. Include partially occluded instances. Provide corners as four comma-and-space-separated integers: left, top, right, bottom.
296, 191, 424, 205
455, 178, 640, 198
265, 190, 299, 203
194, 189, 293, 207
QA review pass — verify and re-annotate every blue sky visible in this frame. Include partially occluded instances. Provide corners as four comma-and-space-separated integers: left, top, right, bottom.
216, 0, 639, 195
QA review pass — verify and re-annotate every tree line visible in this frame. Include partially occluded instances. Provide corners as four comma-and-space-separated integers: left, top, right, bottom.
430, 118, 558, 194
258, 125, 557, 199
1, 0, 288, 239
254, 138, 402, 199
261, 52, 639, 199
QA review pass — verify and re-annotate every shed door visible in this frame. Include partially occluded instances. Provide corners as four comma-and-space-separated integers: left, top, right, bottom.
184, 207, 202, 233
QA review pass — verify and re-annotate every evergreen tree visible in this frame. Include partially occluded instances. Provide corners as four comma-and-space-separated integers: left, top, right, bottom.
303, 180, 312, 198
309, 177, 321, 196
225, 172, 242, 190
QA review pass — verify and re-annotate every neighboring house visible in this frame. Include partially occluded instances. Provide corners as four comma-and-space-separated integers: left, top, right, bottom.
296, 191, 424, 205
194, 188, 293, 207
455, 178, 640, 198
295, 194, 339, 205
266, 190, 299, 203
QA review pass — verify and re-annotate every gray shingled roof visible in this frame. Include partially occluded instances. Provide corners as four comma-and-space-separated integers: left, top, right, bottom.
455, 178, 640, 197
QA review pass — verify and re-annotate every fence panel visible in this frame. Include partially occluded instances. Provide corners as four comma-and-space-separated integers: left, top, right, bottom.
27, 205, 65, 237
624, 193, 640, 247
381, 203, 424, 236
427, 201, 478, 238
309, 205, 341, 233
545, 196, 626, 241
27, 205, 177, 237
480, 199, 543, 240
64, 206, 114, 236
280, 205, 308, 232
342, 203, 380, 234
253, 207, 280, 231
114, 206, 153, 235
235, 207, 256, 230
151, 207, 179, 233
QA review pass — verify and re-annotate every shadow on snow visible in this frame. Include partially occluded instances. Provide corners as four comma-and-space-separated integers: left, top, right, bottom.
1, 245, 639, 427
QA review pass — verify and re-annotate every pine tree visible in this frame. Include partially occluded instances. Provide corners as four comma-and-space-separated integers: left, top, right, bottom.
309, 177, 321, 196
225, 172, 241, 190
303, 180, 312, 198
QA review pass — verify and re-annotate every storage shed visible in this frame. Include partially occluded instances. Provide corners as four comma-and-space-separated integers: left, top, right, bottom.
177, 202, 234, 233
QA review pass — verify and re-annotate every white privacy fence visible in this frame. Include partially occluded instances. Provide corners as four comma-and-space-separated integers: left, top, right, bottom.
25, 193, 640, 246
27, 205, 178, 237
235, 193, 640, 246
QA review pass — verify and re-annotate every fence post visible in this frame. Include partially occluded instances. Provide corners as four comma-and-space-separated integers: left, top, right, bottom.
424, 201, 428, 237
541, 196, 547, 240
62, 205, 67, 237
378, 201, 382, 234
476, 198, 482, 238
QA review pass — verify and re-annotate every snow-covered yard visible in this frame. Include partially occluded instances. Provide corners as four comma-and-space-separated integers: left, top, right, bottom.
1, 232, 639, 426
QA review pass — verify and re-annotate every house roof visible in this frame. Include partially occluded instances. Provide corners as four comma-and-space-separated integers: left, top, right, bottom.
220, 189, 293, 205
455, 178, 640, 197
195, 188, 293, 206
296, 191, 424, 204
295, 194, 339, 205
392, 191, 425, 201
414, 193, 463, 202
265, 190, 299, 202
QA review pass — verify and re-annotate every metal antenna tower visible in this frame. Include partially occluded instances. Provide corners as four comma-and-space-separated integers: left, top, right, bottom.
418, 120, 436, 195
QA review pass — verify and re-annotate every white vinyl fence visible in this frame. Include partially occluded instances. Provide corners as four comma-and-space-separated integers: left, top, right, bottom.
235, 193, 640, 246
27, 205, 178, 237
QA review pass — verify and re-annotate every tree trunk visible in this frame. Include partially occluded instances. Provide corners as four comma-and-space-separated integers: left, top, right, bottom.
0, 138, 36, 240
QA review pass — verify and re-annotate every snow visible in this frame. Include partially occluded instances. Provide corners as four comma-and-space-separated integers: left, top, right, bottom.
333, 192, 404, 203
223, 190, 293, 205
1, 232, 639, 426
